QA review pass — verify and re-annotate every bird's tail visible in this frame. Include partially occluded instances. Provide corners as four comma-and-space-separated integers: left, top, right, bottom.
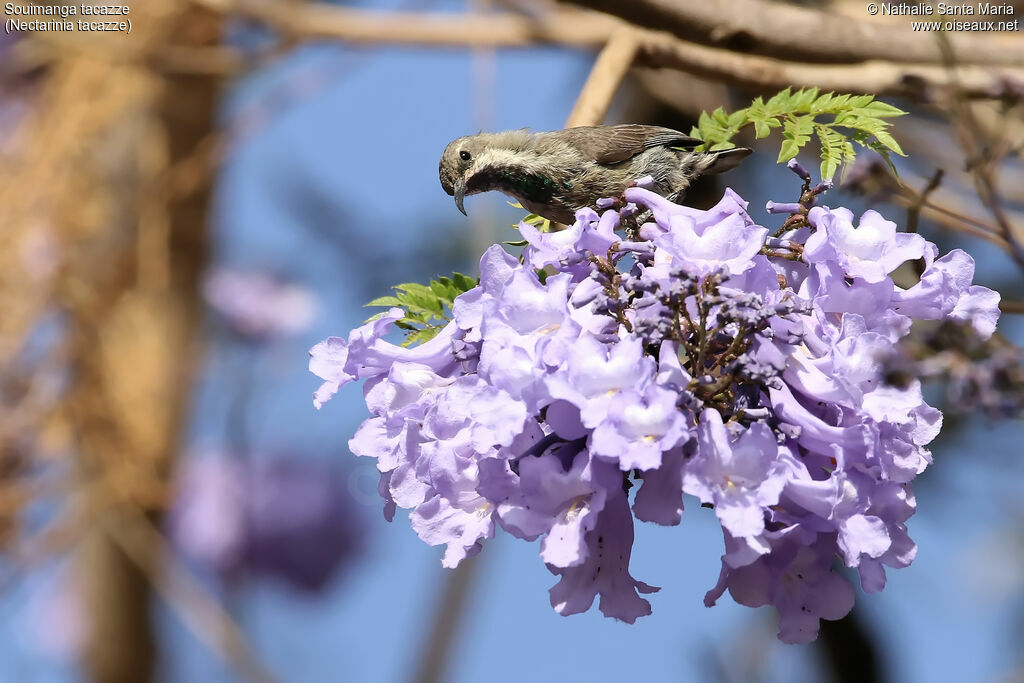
702, 147, 752, 175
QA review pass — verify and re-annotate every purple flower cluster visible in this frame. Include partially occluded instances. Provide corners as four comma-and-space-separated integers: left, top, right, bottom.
310, 181, 999, 642
170, 456, 363, 593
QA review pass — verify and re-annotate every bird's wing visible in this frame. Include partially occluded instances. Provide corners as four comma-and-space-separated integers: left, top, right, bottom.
556, 124, 703, 165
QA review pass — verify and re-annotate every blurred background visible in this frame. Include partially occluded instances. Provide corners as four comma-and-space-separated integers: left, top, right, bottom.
1, 1, 1023, 681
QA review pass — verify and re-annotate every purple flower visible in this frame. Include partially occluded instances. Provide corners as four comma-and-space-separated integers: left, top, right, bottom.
310, 309, 403, 408
546, 459, 659, 624
706, 533, 855, 644
244, 459, 365, 591
409, 488, 494, 569
23, 566, 86, 661
683, 410, 786, 538
170, 456, 363, 592
478, 449, 608, 567
632, 445, 686, 526
520, 207, 619, 271
204, 268, 316, 339
310, 310, 462, 408
590, 383, 688, 471
170, 458, 246, 573
625, 186, 768, 277
892, 246, 1000, 338
546, 335, 654, 427
310, 181, 1000, 640
805, 207, 925, 283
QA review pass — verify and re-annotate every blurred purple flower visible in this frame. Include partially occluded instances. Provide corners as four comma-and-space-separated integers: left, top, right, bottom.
170, 455, 363, 592
22, 566, 86, 661
204, 268, 317, 340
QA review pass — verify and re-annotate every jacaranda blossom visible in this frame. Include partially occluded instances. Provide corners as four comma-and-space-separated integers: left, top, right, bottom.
310, 178, 999, 642
170, 456, 364, 592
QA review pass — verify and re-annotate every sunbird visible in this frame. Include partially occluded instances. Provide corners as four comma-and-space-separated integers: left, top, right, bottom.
439, 124, 751, 224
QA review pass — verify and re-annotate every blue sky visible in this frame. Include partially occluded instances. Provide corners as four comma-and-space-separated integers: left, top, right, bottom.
2, 4, 1023, 681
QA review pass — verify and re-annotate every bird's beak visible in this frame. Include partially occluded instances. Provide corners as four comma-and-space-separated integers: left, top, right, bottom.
454, 176, 467, 216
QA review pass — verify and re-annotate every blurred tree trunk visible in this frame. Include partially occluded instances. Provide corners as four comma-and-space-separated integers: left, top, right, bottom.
57, 5, 224, 682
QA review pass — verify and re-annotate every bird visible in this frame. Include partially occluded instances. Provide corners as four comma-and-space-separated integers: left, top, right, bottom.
438, 124, 751, 225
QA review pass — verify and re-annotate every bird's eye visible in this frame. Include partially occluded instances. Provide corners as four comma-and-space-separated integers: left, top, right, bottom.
459, 150, 471, 161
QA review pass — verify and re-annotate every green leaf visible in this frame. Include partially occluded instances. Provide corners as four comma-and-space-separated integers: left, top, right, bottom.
782, 117, 813, 154
429, 280, 451, 299
816, 124, 843, 180
847, 94, 874, 109
872, 146, 900, 177
825, 93, 851, 111
668, 89, 907, 179
697, 110, 714, 133
795, 116, 814, 138
452, 272, 477, 292
873, 130, 906, 156
765, 87, 793, 114
792, 87, 820, 110
811, 91, 834, 111
366, 295, 403, 308
519, 212, 554, 232
842, 140, 857, 164
364, 271, 479, 346
745, 99, 767, 123
778, 138, 800, 163
403, 327, 440, 347
727, 109, 747, 128
395, 282, 434, 298
833, 114, 885, 134
860, 100, 907, 117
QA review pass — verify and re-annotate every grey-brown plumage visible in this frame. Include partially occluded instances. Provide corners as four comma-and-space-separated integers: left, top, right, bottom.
438, 124, 751, 224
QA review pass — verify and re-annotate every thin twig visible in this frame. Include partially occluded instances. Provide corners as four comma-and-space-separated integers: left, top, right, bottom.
411, 556, 482, 683
105, 508, 279, 683
1000, 299, 1024, 315
938, 34, 1024, 273
906, 169, 945, 276
913, 201, 1013, 250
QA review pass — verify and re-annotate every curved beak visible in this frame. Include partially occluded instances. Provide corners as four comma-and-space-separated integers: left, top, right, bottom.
454, 176, 467, 216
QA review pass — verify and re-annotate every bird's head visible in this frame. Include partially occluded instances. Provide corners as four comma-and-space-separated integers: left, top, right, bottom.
438, 134, 497, 216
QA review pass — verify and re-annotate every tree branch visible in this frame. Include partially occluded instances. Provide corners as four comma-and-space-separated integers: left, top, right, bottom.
1001, 299, 1024, 314
565, 0, 1024, 66
108, 508, 278, 683
190, 0, 618, 47
633, 31, 1024, 99
183, 2, 1022, 99
567, 29, 640, 127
